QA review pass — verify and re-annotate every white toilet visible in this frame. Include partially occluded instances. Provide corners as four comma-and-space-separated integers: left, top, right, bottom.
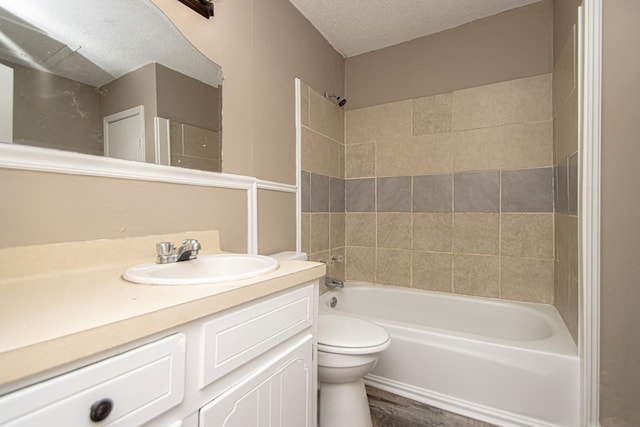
317, 313, 391, 427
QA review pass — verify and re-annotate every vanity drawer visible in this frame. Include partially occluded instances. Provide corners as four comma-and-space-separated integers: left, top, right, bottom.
0, 333, 186, 427
200, 283, 314, 387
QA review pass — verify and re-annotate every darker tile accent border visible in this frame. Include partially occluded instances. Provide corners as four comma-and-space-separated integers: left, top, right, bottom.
301, 171, 310, 213
310, 173, 330, 212
377, 176, 411, 212
330, 177, 345, 213
413, 174, 452, 212
502, 168, 553, 212
454, 171, 500, 212
346, 178, 376, 212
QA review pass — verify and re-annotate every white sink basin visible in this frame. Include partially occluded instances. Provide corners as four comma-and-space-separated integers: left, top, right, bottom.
123, 254, 279, 285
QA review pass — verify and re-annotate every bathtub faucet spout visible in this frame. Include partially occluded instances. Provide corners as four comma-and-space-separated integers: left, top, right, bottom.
325, 277, 344, 289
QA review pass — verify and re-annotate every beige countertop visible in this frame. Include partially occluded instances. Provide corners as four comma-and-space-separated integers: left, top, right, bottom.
0, 231, 325, 388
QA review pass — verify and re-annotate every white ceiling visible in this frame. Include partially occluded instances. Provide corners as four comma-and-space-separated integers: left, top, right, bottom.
289, 0, 543, 57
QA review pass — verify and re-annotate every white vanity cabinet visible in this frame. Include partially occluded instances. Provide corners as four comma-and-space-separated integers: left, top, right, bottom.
0, 281, 318, 427
199, 335, 313, 427
197, 283, 316, 427
0, 334, 187, 426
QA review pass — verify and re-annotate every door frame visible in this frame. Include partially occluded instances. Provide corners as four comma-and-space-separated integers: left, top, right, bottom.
103, 105, 146, 162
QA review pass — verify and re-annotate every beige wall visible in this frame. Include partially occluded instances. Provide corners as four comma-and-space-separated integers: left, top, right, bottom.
6, 60, 102, 156
342, 74, 554, 303
150, 0, 345, 184
601, 1, 640, 425
0, 169, 248, 253
156, 63, 220, 131
1, 0, 343, 251
553, 0, 582, 62
99, 63, 159, 163
257, 190, 297, 256
344, 0, 553, 109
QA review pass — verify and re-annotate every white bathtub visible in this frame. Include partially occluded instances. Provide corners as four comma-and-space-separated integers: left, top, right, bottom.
319, 284, 580, 427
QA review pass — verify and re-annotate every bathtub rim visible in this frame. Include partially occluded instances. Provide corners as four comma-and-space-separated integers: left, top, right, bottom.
319, 282, 578, 357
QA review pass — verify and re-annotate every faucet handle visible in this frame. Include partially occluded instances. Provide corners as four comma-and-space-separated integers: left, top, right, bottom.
156, 242, 174, 256
182, 239, 201, 251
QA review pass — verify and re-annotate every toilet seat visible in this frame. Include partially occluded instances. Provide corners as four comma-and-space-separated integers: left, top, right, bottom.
317, 313, 390, 355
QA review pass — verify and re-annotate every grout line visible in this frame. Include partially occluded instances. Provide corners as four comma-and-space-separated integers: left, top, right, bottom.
450, 173, 455, 293
498, 170, 503, 298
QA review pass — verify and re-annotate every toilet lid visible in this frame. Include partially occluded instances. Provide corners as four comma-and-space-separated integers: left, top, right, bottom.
317, 313, 390, 351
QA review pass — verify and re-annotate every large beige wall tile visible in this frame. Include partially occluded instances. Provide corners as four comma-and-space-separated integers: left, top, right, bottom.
453, 254, 500, 297
553, 25, 576, 113
376, 248, 411, 287
329, 246, 345, 281
172, 155, 219, 172
555, 89, 578, 161
309, 88, 345, 143
309, 250, 330, 264
555, 213, 570, 272
300, 82, 310, 127
346, 213, 376, 247
413, 252, 453, 292
554, 259, 569, 321
501, 213, 554, 258
453, 213, 500, 255
377, 213, 412, 249
301, 213, 311, 254
346, 246, 376, 282
452, 74, 552, 131
501, 257, 554, 303
567, 214, 579, 279
183, 125, 219, 160
346, 100, 412, 144
330, 213, 345, 249
453, 121, 553, 172
566, 274, 579, 343
413, 93, 452, 135
346, 143, 375, 178
413, 213, 453, 252
301, 127, 343, 178
376, 134, 453, 177
310, 213, 330, 254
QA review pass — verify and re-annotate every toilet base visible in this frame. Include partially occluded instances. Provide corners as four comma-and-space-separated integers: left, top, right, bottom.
319, 378, 372, 427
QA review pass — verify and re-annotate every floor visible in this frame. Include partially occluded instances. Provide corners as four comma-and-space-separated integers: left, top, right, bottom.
367, 386, 497, 427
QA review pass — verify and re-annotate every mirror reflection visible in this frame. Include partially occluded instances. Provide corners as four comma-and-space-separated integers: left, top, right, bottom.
0, 0, 223, 172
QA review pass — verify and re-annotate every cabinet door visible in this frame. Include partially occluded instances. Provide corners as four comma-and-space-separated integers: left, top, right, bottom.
199, 335, 313, 427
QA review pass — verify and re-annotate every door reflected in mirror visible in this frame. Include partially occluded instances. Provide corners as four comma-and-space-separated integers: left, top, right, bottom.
0, 0, 223, 173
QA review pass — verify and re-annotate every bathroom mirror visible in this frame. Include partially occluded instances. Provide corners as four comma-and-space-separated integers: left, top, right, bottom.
0, 0, 223, 173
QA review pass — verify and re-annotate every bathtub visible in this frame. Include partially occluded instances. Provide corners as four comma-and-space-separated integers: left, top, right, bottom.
319, 284, 580, 427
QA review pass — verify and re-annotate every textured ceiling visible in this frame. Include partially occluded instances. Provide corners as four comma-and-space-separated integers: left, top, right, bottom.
0, 0, 221, 87
289, 0, 543, 57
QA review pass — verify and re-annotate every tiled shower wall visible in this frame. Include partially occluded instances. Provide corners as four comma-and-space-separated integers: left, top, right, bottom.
553, 26, 579, 341
170, 121, 222, 172
300, 84, 346, 281
301, 74, 557, 304
343, 74, 555, 303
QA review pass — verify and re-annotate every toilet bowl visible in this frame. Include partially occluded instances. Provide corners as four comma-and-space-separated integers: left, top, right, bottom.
317, 313, 391, 427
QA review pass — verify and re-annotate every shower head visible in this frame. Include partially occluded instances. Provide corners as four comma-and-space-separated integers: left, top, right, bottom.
324, 92, 347, 107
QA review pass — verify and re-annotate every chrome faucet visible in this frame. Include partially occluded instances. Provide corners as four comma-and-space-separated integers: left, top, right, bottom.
156, 239, 201, 264
324, 277, 344, 289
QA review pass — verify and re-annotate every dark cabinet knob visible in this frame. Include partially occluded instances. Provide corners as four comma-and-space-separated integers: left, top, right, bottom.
90, 398, 113, 422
